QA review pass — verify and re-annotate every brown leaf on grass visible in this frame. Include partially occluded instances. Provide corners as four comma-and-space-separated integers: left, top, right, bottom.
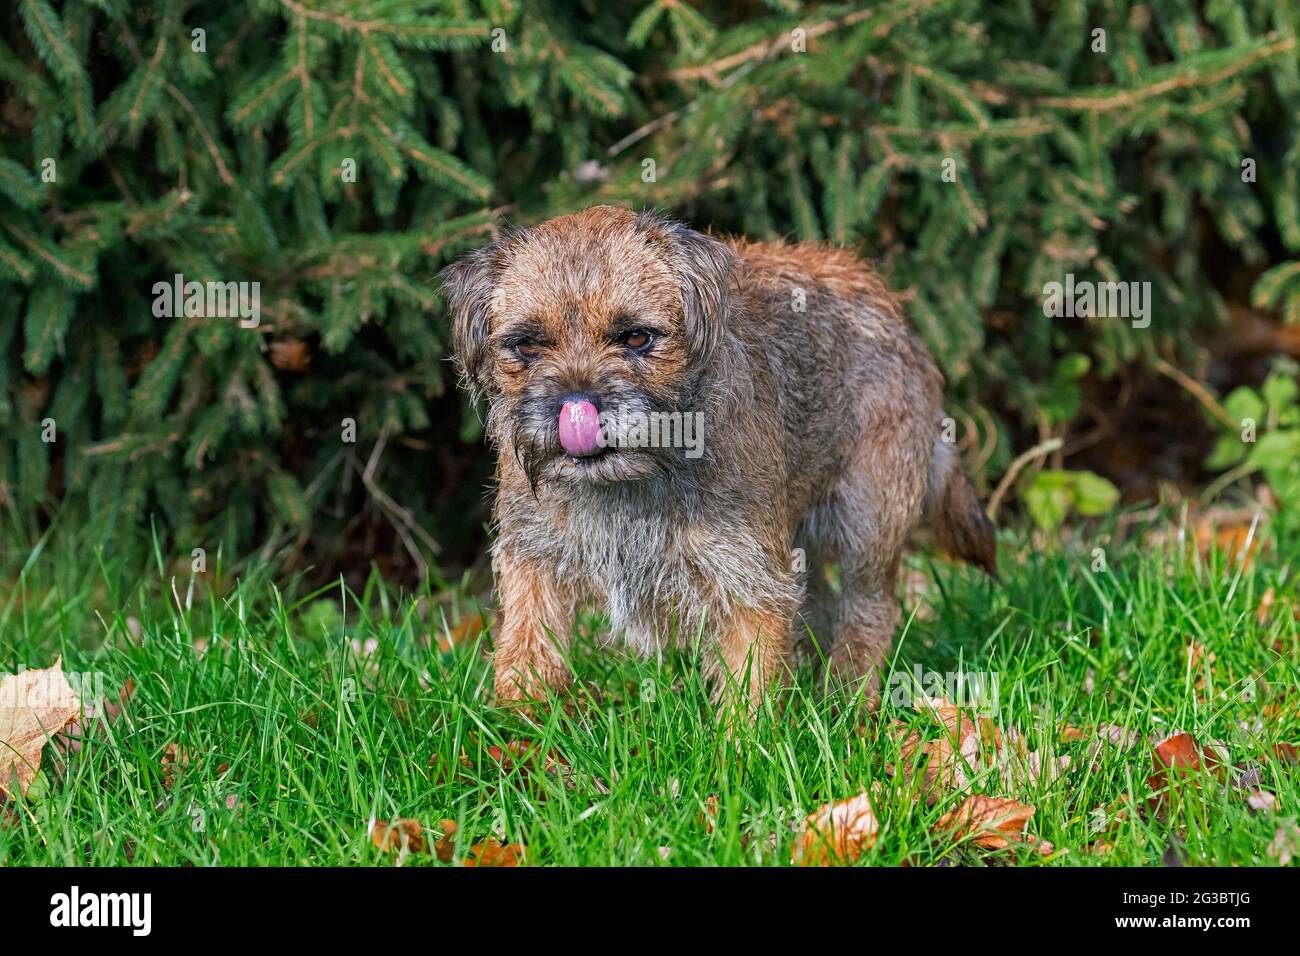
699, 794, 719, 834
935, 795, 1051, 856
1186, 641, 1216, 694
1194, 518, 1265, 571
1274, 743, 1300, 765
997, 728, 1072, 789
161, 743, 191, 792
1150, 731, 1203, 780
887, 705, 1079, 802
1146, 731, 1221, 814
1263, 692, 1299, 721
896, 702, 1002, 799
792, 793, 880, 866
56, 677, 136, 757
1086, 724, 1141, 768
371, 818, 427, 854
486, 738, 567, 773
934, 713, 1000, 790
482, 739, 577, 797
0, 659, 82, 799
434, 819, 457, 862
886, 719, 923, 776
1268, 819, 1300, 865
438, 612, 489, 653
427, 819, 523, 865
1246, 791, 1279, 812
1007, 748, 1073, 788
1088, 793, 1134, 839
1100, 724, 1140, 750
1256, 587, 1276, 625
387, 696, 413, 724
464, 839, 526, 867
1059, 724, 1087, 742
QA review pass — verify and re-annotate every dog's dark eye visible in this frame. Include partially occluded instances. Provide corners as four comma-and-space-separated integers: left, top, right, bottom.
512, 340, 543, 361
617, 328, 655, 351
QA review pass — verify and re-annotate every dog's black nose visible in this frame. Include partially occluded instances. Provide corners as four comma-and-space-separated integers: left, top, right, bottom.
553, 391, 602, 415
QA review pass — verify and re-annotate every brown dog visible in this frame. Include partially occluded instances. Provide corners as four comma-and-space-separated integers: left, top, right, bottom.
443, 206, 994, 713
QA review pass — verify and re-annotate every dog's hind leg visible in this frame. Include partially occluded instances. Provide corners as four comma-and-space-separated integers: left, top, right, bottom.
827, 560, 903, 707
793, 554, 838, 663
821, 403, 932, 706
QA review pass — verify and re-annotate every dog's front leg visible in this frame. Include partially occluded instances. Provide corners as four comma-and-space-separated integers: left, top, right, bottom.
492, 550, 577, 704
709, 605, 793, 719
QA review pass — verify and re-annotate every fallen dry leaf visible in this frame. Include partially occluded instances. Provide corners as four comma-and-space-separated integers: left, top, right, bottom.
425, 817, 525, 866
161, 743, 191, 792
1263, 693, 1299, 721
371, 818, 427, 854
1149, 731, 1203, 781
486, 738, 567, 773
1059, 724, 1087, 742
889, 703, 1069, 799
55, 677, 136, 760
1246, 791, 1279, 812
0, 659, 82, 799
464, 839, 525, 867
1088, 794, 1135, 839
1193, 518, 1264, 571
997, 728, 1072, 788
1146, 731, 1225, 815
1256, 587, 1276, 625
792, 792, 880, 866
434, 819, 457, 862
439, 612, 489, 653
1268, 819, 1300, 865
934, 795, 1052, 856
386, 696, 413, 723
1087, 724, 1141, 768
699, 794, 719, 834
1187, 641, 1216, 694
1100, 724, 1140, 750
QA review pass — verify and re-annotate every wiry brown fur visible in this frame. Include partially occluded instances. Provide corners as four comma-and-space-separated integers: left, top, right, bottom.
442, 205, 996, 712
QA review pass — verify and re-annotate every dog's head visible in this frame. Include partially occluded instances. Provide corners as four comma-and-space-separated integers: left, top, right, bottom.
441, 206, 733, 488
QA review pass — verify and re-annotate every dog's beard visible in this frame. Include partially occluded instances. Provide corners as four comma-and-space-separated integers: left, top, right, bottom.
489, 380, 683, 491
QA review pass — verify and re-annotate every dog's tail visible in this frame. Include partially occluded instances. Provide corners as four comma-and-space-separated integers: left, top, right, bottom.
924, 438, 998, 577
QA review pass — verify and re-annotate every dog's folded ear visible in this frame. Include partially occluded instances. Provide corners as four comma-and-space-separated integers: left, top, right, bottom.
440, 243, 501, 399
634, 210, 735, 368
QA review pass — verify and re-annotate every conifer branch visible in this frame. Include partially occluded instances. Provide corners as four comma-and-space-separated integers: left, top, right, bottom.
2, 224, 93, 288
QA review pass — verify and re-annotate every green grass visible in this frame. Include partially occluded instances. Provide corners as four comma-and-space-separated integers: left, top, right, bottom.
1, 512, 1297, 866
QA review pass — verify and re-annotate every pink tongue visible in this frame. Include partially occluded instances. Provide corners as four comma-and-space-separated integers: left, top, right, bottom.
558, 400, 602, 456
